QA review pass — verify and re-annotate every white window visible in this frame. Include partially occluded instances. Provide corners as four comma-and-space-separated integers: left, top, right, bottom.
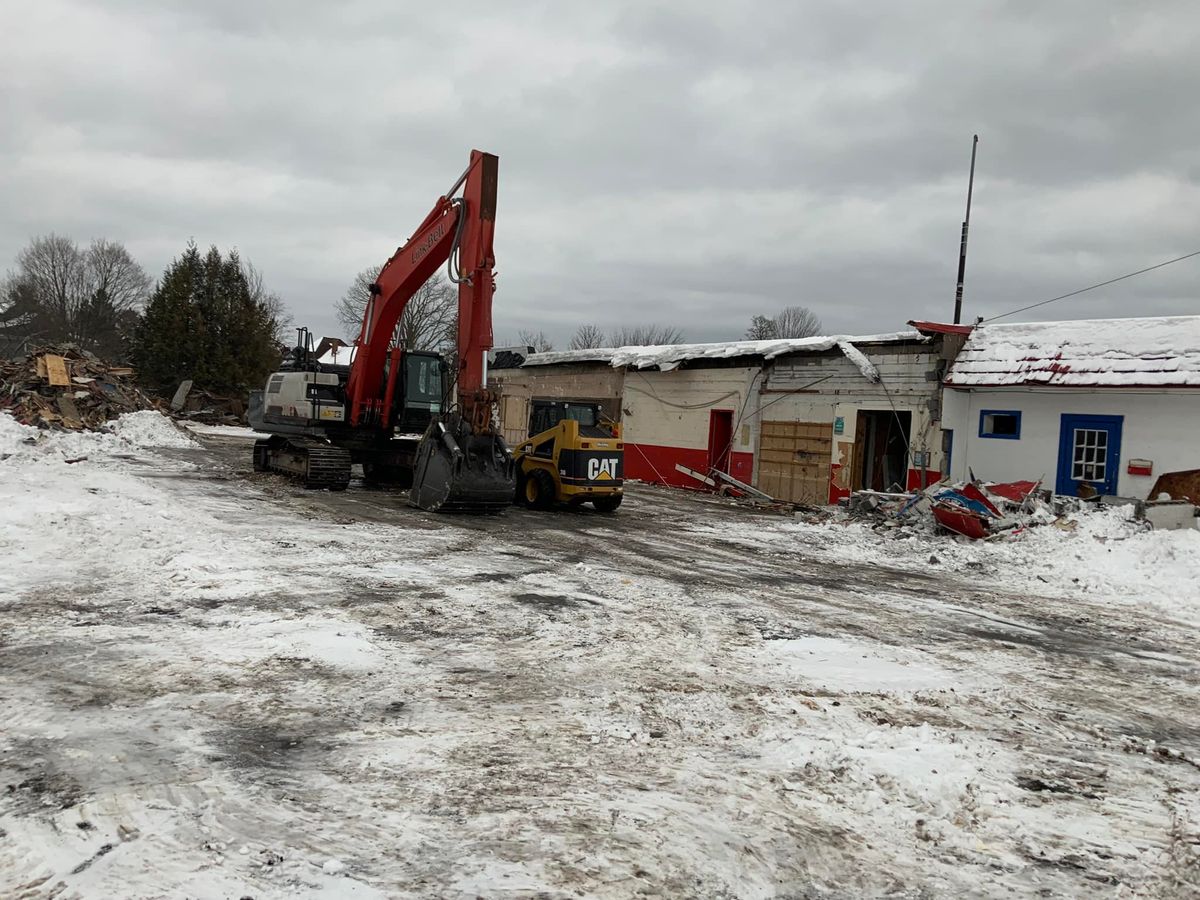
1071, 428, 1107, 482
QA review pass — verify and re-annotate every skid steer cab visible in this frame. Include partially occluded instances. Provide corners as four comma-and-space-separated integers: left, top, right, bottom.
513, 400, 624, 512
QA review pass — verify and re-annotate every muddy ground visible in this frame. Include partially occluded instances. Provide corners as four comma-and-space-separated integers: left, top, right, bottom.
2, 432, 1198, 898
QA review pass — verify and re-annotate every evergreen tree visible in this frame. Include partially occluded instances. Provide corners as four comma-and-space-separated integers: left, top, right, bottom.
134, 242, 283, 394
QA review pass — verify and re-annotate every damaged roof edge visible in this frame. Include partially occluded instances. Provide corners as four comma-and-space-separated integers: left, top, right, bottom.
522, 330, 927, 372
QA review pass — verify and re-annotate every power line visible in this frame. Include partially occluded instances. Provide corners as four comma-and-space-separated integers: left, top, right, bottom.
982, 248, 1200, 323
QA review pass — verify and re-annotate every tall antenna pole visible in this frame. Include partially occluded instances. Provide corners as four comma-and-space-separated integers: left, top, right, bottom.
953, 134, 979, 324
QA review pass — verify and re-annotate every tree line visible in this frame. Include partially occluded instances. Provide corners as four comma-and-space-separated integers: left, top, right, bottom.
2, 233, 828, 392
0, 234, 290, 394
557, 305, 823, 351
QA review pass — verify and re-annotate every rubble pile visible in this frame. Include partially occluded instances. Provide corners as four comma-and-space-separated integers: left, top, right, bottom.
847, 478, 1062, 540
0, 346, 163, 430
168, 380, 247, 425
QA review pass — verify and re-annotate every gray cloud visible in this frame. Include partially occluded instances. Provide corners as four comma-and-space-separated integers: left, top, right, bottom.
2, 0, 1198, 349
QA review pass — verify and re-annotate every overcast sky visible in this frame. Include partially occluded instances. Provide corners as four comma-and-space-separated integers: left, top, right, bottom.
3, 1, 1198, 346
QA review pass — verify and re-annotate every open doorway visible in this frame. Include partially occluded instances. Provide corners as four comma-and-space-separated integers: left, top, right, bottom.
855, 410, 911, 492
707, 409, 734, 474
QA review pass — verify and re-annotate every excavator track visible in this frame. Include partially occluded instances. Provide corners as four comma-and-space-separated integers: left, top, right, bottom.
254, 437, 351, 491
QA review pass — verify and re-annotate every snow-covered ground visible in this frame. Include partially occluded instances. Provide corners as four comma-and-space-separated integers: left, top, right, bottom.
178, 421, 261, 440
1, 412, 1198, 898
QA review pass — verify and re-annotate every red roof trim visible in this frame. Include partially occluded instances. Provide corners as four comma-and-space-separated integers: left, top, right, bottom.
908, 320, 974, 336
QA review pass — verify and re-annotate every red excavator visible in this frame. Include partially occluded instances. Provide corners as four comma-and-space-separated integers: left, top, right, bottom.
249, 150, 515, 511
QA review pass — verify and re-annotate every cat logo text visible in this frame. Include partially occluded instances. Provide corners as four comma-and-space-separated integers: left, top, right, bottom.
587, 457, 620, 480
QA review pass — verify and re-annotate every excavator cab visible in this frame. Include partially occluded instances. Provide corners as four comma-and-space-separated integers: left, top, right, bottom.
389, 351, 446, 433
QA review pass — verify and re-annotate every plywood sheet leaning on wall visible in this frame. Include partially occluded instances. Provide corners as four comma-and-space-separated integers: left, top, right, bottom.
758, 420, 833, 505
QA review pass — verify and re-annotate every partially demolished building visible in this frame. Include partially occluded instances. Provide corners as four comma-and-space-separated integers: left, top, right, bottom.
492, 325, 966, 504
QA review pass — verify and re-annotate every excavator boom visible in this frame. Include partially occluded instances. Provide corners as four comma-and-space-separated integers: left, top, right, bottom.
345, 150, 512, 511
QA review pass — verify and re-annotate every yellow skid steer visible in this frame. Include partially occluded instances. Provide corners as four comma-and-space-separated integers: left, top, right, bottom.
513, 400, 623, 512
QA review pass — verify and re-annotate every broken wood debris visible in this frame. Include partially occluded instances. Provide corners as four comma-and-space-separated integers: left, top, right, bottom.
169, 382, 247, 425
0, 346, 163, 431
675, 462, 824, 514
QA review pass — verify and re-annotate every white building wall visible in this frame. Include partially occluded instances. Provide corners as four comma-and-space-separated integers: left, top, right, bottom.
943, 387, 1200, 497
622, 365, 760, 452
766, 347, 945, 487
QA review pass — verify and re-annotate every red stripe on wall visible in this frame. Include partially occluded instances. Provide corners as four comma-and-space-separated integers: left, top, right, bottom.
625, 442, 754, 490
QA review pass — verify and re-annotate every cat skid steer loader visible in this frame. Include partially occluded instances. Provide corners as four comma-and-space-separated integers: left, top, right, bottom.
513, 400, 624, 512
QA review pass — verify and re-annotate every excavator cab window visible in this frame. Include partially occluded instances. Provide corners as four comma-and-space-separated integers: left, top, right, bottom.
404, 353, 445, 411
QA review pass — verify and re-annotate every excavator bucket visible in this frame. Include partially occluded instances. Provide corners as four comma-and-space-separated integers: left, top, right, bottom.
410, 413, 515, 512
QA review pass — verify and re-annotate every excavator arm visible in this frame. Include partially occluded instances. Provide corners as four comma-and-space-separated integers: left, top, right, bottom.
345, 150, 499, 429
343, 149, 512, 512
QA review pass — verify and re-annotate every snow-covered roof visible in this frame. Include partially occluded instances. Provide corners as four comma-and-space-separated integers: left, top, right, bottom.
946, 315, 1200, 388
523, 331, 924, 373
318, 344, 356, 366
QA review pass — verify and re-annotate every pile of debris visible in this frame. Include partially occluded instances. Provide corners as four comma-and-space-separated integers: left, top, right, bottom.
167, 379, 247, 426
848, 478, 1058, 540
0, 346, 163, 431
850, 472, 1200, 537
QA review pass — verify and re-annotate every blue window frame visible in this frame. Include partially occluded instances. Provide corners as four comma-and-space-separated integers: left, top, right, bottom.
978, 409, 1021, 440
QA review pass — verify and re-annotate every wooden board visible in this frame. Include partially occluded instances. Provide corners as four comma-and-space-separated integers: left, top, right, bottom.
57, 394, 82, 428
757, 420, 833, 505
499, 392, 530, 448
45, 354, 70, 387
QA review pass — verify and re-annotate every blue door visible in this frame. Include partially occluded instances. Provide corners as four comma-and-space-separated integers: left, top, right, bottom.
1056, 414, 1123, 496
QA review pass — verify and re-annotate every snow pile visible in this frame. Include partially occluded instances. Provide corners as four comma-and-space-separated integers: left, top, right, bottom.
525, 331, 923, 372
0, 410, 195, 461
109, 410, 198, 448
947, 314, 1200, 387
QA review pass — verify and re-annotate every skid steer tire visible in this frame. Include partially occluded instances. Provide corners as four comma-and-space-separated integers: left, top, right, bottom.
592, 494, 623, 513
522, 468, 557, 510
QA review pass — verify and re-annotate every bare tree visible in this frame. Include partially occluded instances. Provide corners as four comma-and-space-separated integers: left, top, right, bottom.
517, 329, 554, 352
7, 234, 150, 356
569, 323, 606, 350
87, 239, 151, 313
335, 266, 456, 352
772, 305, 823, 339
745, 315, 778, 340
242, 259, 293, 344
608, 324, 684, 346
334, 266, 380, 338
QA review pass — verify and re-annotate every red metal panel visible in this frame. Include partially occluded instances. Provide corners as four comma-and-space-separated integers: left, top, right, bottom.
625, 442, 753, 489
